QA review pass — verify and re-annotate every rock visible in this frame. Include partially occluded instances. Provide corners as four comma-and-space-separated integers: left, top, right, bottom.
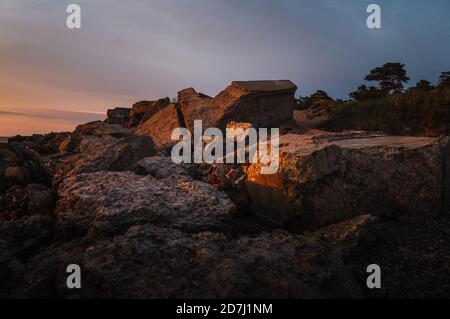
74, 121, 131, 138
54, 134, 158, 186
58, 137, 74, 154
0, 144, 52, 189
208, 163, 250, 214
135, 103, 184, 152
129, 98, 171, 128
52, 121, 158, 185
133, 157, 196, 179
0, 186, 28, 221
9, 132, 71, 156
105, 107, 131, 127
178, 80, 297, 131
26, 184, 54, 216
344, 213, 450, 298
226, 121, 253, 131
245, 132, 449, 229
5, 166, 29, 184
0, 184, 53, 221
10, 222, 363, 298
128, 101, 153, 127
0, 215, 54, 297
0, 148, 19, 162
55, 170, 236, 239
0, 141, 54, 223
312, 214, 376, 245
57, 122, 125, 156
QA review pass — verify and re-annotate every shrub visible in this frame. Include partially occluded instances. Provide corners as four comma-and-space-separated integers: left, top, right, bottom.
323, 87, 450, 136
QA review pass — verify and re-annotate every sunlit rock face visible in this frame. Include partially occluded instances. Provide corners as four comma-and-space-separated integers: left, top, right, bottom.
135, 103, 184, 152
178, 80, 297, 131
133, 81, 297, 153
244, 132, 450, 229
53, 121, 159, 186
128, 98, 171, 128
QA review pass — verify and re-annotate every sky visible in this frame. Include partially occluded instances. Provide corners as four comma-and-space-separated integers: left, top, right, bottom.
1, 0, 449, 135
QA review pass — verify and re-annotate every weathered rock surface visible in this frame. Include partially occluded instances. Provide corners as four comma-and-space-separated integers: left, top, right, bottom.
133, 156, 197, 179
127, 98, 172, 128
55, 169, 236, 238
135, 103, 184, 152
128, 101, 153, 128
134, 98, 171, 127
245, 132, 450, 229
178, 80, 297, 131
9, 222, 365, 299
53, 122, 158, 185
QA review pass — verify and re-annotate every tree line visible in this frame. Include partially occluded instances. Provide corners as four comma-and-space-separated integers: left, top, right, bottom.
299, 63, 450, 107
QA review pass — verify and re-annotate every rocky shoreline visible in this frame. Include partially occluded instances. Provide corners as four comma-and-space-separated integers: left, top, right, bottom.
1, 80, 450, 298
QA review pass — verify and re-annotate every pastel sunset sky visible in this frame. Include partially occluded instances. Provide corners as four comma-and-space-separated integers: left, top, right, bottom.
1, 0, 449, 135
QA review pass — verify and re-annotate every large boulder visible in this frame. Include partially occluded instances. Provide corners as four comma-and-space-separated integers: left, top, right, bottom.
57, 121, 133, 156
55, 169, 236, 239
57, 226, 361, 299
54, 135, 158, 186
245, 131, 450, 229
178, 80, 297, 131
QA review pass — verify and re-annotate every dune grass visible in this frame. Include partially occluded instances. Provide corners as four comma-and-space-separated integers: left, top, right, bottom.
323, 87, 450, 135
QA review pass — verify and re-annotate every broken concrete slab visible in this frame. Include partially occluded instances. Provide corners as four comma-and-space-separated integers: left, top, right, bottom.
178, 80, 297, 131
244, 132, 449, 229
